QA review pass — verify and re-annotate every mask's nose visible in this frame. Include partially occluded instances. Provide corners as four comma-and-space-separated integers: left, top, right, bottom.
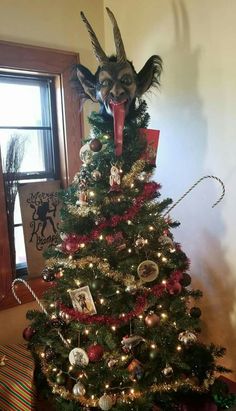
110, 82, 125, 100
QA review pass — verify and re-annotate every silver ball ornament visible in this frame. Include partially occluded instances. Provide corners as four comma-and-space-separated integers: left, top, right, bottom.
178, 331, 197, 344
73, 382, 86, 396
135, 236, 146, 249
91, 170, 102, 181
162, 365, 173, 378
98, 394, 113, 410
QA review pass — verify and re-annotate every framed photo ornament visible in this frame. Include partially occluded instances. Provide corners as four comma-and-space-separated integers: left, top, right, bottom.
69, 286, 97, 315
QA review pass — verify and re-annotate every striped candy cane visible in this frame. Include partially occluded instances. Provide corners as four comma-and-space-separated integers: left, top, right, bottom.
12, 278, 69, 347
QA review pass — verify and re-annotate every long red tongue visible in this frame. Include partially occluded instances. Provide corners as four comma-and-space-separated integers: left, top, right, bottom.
111, 102, 125, 157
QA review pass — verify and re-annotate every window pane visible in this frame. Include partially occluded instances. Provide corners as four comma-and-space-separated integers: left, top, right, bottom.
0, 129, 53, 174
14, 192, 22, 225
14, 225, 27, 267
0, 77, 51, 127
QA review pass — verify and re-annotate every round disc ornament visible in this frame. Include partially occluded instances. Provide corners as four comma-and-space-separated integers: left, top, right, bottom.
79, 143, 93, 164
137, 260, 159, 283
69, 348, 89, 367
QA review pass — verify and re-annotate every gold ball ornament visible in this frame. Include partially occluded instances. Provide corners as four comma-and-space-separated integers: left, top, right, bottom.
98, 394, 113, 410
56, 373, 66, 385
72, 382, 86, 396
145, 312, 160, 327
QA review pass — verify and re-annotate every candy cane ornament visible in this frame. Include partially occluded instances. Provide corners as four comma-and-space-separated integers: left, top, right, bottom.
163, 175, 225, 217
11, 278, 69, 347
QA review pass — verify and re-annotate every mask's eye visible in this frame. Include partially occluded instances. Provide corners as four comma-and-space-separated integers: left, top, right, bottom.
120, 75, 133, 86
100, 78, 113, 87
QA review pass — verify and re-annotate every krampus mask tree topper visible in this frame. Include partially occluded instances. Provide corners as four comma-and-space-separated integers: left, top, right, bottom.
77, 8, 162, 156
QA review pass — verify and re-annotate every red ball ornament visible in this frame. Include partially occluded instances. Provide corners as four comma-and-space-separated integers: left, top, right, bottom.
22, 326, 36, 341
145, 312, 160, 327
167, 282, 182, 295
89, 138, 102, 152
87, 343, 104, 362
190, 307, 202, 318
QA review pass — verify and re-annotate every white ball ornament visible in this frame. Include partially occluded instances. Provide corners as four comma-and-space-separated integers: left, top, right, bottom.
72, 382, 86, 396
98, 394, 113, 410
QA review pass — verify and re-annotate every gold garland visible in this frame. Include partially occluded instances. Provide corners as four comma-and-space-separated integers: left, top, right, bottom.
67, 204, 100, 217
46, 255, 142, 288
41, 358, 212, 408
122, 159, 146, 187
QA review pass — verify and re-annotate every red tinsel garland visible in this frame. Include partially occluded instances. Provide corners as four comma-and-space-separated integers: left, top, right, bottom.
61, 181, 160, 253
59, 271, 183, 326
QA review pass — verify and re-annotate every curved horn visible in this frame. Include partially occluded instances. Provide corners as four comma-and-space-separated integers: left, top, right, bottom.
80, 11, 108, 64
106, 7, 127, 63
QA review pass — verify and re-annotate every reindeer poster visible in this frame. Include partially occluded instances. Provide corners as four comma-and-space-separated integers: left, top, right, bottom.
19, 181, 61, 278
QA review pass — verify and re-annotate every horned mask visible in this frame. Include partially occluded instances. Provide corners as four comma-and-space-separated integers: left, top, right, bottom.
77, 8, 162, 156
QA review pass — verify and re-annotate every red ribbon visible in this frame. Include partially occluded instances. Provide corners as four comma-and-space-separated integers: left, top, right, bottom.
62, 181, 160, 253
59, 272, 183, 326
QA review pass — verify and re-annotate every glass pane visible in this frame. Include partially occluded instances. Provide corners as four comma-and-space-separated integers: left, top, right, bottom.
0, 129, 53, 174
15, 225, 27, 266
0, 78, 51, 127
14, 192, 22, 225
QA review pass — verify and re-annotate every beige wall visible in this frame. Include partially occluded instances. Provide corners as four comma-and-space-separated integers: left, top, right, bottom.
1, 0, 236, 380
104, 0, 236, 379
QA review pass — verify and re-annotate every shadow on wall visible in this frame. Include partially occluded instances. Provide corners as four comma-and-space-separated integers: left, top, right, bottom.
152, 0, 235, 380
193, 231, 236, 381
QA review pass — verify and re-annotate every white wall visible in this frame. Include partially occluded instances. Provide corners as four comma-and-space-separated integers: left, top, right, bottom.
104, 0, 236, 378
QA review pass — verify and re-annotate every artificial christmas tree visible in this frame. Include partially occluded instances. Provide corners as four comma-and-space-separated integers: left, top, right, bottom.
12, 8, 235, 411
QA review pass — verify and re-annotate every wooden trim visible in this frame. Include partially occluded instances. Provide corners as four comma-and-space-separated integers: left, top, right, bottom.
0, 41, 83, 310
0, 155, 12, 300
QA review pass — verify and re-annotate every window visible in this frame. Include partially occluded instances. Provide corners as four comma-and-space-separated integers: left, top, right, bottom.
0, 73, 60, 273
0, 41, 83, 309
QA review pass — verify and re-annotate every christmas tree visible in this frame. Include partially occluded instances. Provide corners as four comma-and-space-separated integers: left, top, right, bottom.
17, 8, 235, 411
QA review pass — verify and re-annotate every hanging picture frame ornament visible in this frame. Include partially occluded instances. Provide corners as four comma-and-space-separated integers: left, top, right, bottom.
137, 260, 159, 283
69, 347, 89, 367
